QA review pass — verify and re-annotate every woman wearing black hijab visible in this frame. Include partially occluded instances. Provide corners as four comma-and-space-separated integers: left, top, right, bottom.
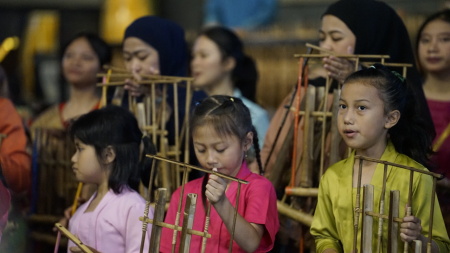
262, 0, 435, 179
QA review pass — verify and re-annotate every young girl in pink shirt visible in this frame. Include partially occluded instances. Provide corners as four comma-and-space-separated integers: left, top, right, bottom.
160, 95, 279, 252
67, 106, 153, 253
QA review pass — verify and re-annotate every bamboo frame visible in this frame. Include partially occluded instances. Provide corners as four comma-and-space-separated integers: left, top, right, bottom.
278, 51, 414, 231
139, 154, 249, 252
97, 68, 195, 196
353, 155, 443, 253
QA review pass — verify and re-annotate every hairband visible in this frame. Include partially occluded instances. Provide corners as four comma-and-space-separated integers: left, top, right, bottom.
390, 70, 405, 83
230, 97, 234, 102
369, 65, 405, 83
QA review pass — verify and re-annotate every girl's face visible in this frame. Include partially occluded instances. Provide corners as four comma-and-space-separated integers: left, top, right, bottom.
192, 125, 252, 178
123, 37, 160, 76
319, 15, 356, 54
191, 35, 233, 90
62, 37, 101, 88
71, 139, 107, 185
418, 19, 450, 74
338, 81, 393, 156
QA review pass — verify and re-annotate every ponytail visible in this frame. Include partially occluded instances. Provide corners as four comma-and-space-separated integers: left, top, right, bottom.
251, 126, 264, 175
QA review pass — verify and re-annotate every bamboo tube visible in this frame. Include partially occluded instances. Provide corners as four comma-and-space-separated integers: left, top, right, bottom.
183, 80, 193, 164
299, 86, 315, 187
361, 184, 374, 253
319, 76, 331, 177
171, 166, 190, 253
376, 165, 388, 253
54, 223, 93, 253
413, 240, 422, 253
329, 89, 341, 165
290, 57, 304, 187
179, 194, 197, 253
427, 178, 437, 253
144, 160, 159, 253
353, 157, 364, 253
276, 200, 313, 226
388, 190, 400, 253
285, 187, 318, 197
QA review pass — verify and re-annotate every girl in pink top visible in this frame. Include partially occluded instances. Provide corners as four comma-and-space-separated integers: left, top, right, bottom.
160, 95, 279, 252
416, 8, 450, 237
67, 106, 154, 253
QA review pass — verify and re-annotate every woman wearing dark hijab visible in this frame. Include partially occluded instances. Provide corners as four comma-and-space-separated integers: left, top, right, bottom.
262, 0, 435, 180
122, 16, 206, 146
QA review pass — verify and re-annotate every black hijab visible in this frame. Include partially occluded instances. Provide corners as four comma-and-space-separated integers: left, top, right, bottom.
323, 0, 436, 142
124, 16, 188, 76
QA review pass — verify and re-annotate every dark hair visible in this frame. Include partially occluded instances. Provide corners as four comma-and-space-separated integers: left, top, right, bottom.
191, 95, 263, 209
200, 26, 258, 102
191, 95, 263, 173
415, 9, 450, 74
70, 105, 143, 194
344, 64, 433, 167
61, 32, 112, 68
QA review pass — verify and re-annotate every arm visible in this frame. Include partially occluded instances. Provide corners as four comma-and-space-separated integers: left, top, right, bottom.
0, 99, 31, 194
206, 174, 264, 252
310, 175, 343, 253
404, 173, 450, 252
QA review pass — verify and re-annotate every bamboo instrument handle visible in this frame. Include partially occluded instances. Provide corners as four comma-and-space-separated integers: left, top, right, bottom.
71, 182, 83, 215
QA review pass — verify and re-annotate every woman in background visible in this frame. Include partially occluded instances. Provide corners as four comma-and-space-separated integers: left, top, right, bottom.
191, 26, 269, 148
416, 8, 450, 236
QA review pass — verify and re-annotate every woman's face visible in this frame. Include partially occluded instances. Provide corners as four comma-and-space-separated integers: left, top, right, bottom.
62, 37, 101, 88
191, 35, 233, 90
418, 19, 450, 74
319, 15, 356, 54
123, 37, 160, 76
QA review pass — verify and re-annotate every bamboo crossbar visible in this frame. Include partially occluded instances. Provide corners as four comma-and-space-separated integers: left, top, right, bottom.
145, 154, 249, 184
302, 43, 390, 60
139, 217, 212, 238
54, 223, 93, 253
360, 210, 403, 223
96, 72, 193, 82
354, 155, 444, 179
